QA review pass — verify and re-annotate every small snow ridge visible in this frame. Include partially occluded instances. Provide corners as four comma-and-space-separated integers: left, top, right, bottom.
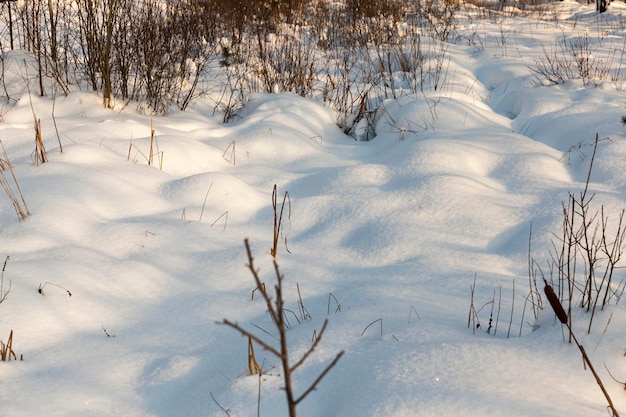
143, 355, 200, 386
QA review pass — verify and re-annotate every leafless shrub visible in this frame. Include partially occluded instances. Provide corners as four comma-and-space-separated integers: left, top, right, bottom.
246, 27, 318, 96
532, 31, 618, 87
407, 0, 460, 42
11, 0, 221, 113
321, 47, 374, 136
531, 135, 626, 337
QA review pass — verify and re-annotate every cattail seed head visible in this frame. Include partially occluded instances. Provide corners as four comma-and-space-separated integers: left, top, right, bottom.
543, 280, 568, 324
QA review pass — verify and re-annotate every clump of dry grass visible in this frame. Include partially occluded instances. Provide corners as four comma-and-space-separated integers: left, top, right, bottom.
127, 119, 163, 170
0, 140, 30, 221
0, 330, 20, 361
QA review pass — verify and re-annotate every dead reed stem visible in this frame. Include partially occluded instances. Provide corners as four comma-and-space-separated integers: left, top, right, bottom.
33, 117, 47, 166
544, 280, 621, 417
361, 318, 383, 338
0, 140, 30, 220
271, 184, 291, 258
0, 255, 10, 305
0, 330, 16, 361
248, 336, 261, 375
198, 182, 213, 222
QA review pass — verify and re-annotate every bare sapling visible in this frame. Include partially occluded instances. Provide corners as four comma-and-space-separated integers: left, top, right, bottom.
219, 239, 344, 417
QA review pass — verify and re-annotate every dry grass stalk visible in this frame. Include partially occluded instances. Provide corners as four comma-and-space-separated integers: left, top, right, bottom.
148, 119, 155, 166
223, 141, 236, 165
33, 117, 47, 166
198, 182, 213, 222
51, 90, 63, 153
126, 121, 163, 170
408, 305, 420, 324
210, 211, 229, 232
38, 281, 72, 297
0, 330, 16, 361
467, 273, 479, 333
209, 392, 232, 417
0, 140, 30, 221
148, 119, 163, 170
0, 255, 10, 305
248, 336, 261, 375
271, 184, 291, 258
327, 292, 341, 315
506, 281, 514, 339
360, 318, 383, 338
296, 283, 311, 321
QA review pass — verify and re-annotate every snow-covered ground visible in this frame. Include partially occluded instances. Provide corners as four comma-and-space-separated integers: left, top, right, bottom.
1, 1, 626, 416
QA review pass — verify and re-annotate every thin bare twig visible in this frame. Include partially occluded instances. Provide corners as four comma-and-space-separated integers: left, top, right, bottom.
218, 239, 343, 417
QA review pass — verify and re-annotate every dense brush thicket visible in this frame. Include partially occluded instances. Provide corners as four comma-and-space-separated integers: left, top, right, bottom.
0, 0, 585, 136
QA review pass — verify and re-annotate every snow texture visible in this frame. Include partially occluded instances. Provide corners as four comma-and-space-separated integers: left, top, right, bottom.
0, 2, 626, 417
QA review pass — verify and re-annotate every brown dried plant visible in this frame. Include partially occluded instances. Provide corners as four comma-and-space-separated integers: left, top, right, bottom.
219, 239, 344, 417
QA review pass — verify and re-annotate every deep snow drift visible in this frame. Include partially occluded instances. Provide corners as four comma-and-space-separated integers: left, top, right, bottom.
1, 2, 626, 417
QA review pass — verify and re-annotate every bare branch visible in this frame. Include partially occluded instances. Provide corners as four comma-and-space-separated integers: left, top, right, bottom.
294, 350, 345, 406
218, 319, 281, 358
290, 319, 328, 374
